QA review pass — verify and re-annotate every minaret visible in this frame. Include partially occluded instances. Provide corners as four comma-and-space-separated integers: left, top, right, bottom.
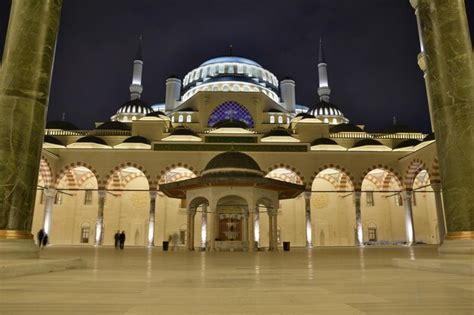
129, 36, 143, 100
317, 38, 331, 102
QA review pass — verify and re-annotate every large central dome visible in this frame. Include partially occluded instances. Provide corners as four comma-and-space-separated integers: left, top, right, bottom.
181, 56, 280, 103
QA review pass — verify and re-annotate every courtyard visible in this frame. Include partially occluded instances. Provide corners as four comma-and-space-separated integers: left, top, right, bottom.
0, 246, 472, 314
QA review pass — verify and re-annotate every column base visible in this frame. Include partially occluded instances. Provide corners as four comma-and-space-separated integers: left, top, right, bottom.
0, 239, 39, 259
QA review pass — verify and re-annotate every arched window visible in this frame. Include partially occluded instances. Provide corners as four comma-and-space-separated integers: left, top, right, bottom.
80, 222, 91, 243
270, 116, 275, 124
186, 115, 192, 123
223, 85, 229, 92
207, 100, 255, 128
132, 116, 136, 121
277, 116, 283, 124
178, 115, 184, 123
332, 118, 338, 124
232, 85, 240, 92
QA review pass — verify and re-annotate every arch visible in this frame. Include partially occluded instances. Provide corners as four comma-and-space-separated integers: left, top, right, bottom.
265, 166, 303, 185
256, 197, 274, 209
266, 164, 305, 186
311, 164, 355, 191
105, 162, 151, 190
404, 158, 428, 188
207, 100, 254, 128
39, 156, 54, 188
55, 162, 100, 188
358, 165, 403, 191
188, 196, 210, 211
157, 164, 197, 187
430, 158, 441, 183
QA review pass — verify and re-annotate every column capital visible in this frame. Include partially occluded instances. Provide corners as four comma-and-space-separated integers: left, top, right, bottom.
149, 190, 158, 200
44, 188, 57, 198
304, 191, 311, 200
98, 189, 107, 198
353, 190, 362, 200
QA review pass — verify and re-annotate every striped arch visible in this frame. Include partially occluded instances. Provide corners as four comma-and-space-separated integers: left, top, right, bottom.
156, 163, 197, 187
105, 162, 151, 190
265, 164, 304, 185
122, 172, 148, 187
55, 162, 100, 188
77, 172, 97, 188
311, 164, 355, 191
430, 158, 441, 184
365, 174, 382, 190
39, 156, 54, 188
359, 165, 403, 191
413, 170, 431, 188
404, 158, 428, 188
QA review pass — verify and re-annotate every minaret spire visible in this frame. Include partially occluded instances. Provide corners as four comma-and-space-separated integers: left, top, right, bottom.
317, 37, 331, 102
129, 35, 144, 100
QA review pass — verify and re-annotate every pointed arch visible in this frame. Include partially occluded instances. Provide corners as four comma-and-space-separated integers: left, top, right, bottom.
55, 162, 100, 188
404, 158, 428, 188
358, 165, 403, 191
105, 162, 151, 190
311, 164, 355, 191
207, 100, 254, 128
39, 156, 54, 188
265, 164, 304, 185
157, 163, 197, 187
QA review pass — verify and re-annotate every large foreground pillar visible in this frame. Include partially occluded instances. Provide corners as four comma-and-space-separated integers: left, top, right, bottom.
0, 0, 63, 258
413, 0, 474, 254
430, 182, 446, 242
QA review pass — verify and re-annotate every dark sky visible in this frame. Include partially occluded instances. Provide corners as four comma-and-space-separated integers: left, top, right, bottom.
1, 1, 473, 132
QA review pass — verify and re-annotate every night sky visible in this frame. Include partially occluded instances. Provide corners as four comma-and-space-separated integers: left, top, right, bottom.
1, 1, 473, 133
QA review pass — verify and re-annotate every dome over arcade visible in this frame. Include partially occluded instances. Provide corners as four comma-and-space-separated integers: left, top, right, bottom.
201, 151, 263, 177
46, 120, 79, 130
307, 100, 348, 125
111, 99, 153, 122
96, 121, 131, 131
181, 56, 280, 103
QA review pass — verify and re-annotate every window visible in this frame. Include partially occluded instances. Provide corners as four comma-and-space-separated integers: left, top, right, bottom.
186, 115, 192, 123
286, 117, 290, 124
179, 230, 186, 245
80, 226, 90, 243
366, 191, 374, 207
84, 190, 93, 205
395, 194, 403, 206
54, 193, 62, 205
368, 227, 377, 242
277, 116, 283, 124
270, 116, 275, 124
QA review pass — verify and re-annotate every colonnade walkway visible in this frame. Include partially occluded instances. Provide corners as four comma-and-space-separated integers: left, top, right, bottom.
0, 246, 472, 314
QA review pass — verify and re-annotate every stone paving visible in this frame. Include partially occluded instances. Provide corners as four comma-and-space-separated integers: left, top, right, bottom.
0, 246, 472, 314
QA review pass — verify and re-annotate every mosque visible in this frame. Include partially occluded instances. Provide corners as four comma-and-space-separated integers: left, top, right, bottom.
34, 40, 444, 251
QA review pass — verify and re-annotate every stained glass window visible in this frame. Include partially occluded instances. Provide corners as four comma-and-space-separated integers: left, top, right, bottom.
207, 100, 254, 128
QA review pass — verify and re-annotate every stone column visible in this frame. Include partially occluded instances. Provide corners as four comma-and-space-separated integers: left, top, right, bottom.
242, 210, 248, 250
42, 189, 57, 236
412, 0, 474, 249
254, 206, 260, 249
0, 0, 63, 258
208, 207, 215, 251
402, 190, 415, 245
147, 191, 157, 247
268, 210, 278, 251
354, 190, 364, 246
304, 192, 313, 248
430, 182, 446, 242
201, 205, 207, 250
249, 207, 255, 251
187, 209, 195, 251
94, 190, 106, 246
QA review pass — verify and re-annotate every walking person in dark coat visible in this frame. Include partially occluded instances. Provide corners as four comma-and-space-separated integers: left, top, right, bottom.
37, 229, 45, 247
119, 231, 126, 250
114, 230, 120, 249
41, 233, 48, 249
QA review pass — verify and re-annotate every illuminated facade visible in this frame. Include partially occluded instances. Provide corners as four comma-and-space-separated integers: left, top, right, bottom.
34, 41, 444, 251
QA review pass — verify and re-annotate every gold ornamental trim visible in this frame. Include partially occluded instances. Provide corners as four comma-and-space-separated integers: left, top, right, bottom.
445, 231, 474, 240
0, 230, 33, 240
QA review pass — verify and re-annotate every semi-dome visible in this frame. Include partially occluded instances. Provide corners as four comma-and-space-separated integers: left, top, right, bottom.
111, 99, 153, 122
123, 136, 151, 145
311, 138, 338, 146
68, 135, 111, 149
353, 139, 384, 148
181, 55, 280, 103
307, 100, 348, 125
96, 121, 131, 131
202, 151, 263, 177
76, 136, 108, 145
46, 120, 79, 130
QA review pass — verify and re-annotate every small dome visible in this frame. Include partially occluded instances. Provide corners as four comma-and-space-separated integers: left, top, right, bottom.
295, 112, 315, 119
423, 133, 435, 142
44, 135, 63, 146
213, 119, 249, 129
353, 139, 383, 148
394, 139, 421, 149
96, 121, 131, 131
46, 120, 79, 130
307, 100, 344, 117
202, 151, 262, 177
146, 111, 167, 117
170, 126, 198, 136
123, 136, 150, 145
311, 138, 338, 146
116, 99, 152, 116
330, 124, 364, 133
382, 124, 418, 134
76, 136, 108, 146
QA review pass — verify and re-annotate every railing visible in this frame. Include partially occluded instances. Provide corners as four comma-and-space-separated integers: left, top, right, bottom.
45, 129, 131, 136
330, 132, 426, 140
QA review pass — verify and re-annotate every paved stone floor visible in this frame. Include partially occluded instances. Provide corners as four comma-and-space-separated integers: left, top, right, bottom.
0, 246, 473, 314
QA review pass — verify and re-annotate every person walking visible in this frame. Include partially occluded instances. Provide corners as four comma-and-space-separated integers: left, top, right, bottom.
37, 229, 45, 247
119, 231, 126, 250
41, 233, 48, 249
114, 230, 120, 249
